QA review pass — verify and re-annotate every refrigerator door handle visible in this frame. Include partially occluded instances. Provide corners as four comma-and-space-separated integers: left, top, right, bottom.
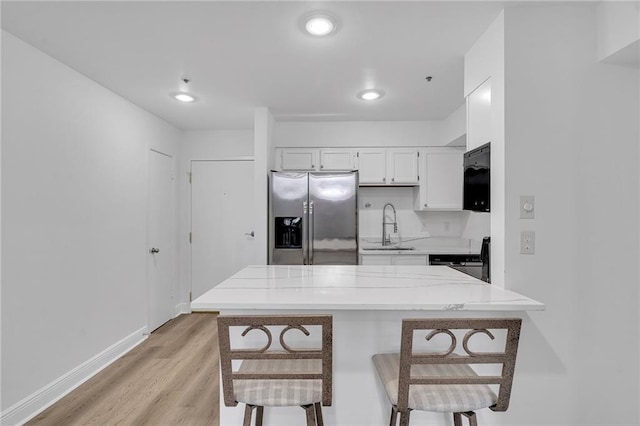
309, 200, 314, 265
302, 201, 308, 265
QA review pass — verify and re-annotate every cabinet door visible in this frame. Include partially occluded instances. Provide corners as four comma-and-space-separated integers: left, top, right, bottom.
320, 149, 356, 171
387, 148, 419, 184
279, 148, 318, 171
466, 79, 492, 150
359, 254, 392, 265
393, 255, 427, 265
414, 148, 463, 210
357, 149, 387, 184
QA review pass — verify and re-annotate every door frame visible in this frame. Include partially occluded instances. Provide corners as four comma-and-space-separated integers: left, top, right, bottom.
188, 157, 254, 305
146, 148, 176, 333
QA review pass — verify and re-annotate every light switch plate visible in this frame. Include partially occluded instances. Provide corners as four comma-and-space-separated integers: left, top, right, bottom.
520, 195, 535, 219
520, 231, 535, 254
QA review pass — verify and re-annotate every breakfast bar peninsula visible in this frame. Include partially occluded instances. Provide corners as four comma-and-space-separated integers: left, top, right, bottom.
191, 265, 545, 425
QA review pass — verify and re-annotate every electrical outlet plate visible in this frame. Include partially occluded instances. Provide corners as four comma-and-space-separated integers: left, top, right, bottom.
520, 195, 534, 219
520, 231, 535, 254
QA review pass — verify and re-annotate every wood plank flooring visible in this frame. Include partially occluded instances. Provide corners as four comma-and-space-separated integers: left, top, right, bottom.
27, 313, 220, 426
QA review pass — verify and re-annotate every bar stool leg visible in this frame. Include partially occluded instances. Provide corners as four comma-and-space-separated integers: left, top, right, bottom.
398, 409, 410, 426
302, 404, 316, 426
255, 406, 264, 426
462, 411, 478, 426
389, 406, 398, 426
314, 402, 324, 426
242, 404, 254, 426
453, 412, 463, 426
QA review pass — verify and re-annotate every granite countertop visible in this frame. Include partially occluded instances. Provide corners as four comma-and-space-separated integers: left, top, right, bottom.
191, 265, 545, 312
359, 236, 481, 255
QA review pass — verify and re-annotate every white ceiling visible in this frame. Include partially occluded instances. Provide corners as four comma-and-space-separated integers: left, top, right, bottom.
1, 1, 508, 130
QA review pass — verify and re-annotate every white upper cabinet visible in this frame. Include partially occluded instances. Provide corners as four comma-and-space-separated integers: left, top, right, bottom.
357, 148, 419, 185
386, 148, 419, 184
278, 148, 318, 171
277, 147, 419, 186
466, 78, 492, 151
277, 148, 357, 171
414, 148, 464, 210
357, 148, 387, 184
319, 149, 357, 171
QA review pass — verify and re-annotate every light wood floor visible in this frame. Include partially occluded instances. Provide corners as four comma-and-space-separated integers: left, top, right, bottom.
27, 313, 220, 426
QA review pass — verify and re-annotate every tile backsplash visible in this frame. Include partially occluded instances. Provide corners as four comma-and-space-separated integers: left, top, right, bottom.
358, 186, 490, 242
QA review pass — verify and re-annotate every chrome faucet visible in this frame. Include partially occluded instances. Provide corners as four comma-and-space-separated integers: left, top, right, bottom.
382, 203, 398, 246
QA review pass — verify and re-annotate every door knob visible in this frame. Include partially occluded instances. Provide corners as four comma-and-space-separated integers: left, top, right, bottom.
244, 231, 255, 237
150, 248, 160, 254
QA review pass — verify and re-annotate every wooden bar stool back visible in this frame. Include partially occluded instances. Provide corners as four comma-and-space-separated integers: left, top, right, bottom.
217, 314, 332, 426
372, 318, 522, 426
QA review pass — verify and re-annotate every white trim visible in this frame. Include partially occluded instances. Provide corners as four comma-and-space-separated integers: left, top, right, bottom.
190, 156, 254, 163
0, 326, 148, 426
150, 148, 173, 158
176, 302, 191, 315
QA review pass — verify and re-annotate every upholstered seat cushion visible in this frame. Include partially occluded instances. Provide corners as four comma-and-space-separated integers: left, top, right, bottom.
234, 359, 322, 407
372, 353, 498, 413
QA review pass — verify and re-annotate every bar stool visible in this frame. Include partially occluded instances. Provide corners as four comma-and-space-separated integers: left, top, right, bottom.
372, 318, 522, 426
217, 314, 332, 426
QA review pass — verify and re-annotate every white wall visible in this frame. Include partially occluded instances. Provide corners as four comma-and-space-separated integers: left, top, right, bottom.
501, 6, 639, 425
1, 31, 181, 420
275, 120, 447, 147
254, 108, 275, 263
439, 103, 467, 147
597, 1, 640, 63
178, 129, 254, 309
358, 187, 473, 240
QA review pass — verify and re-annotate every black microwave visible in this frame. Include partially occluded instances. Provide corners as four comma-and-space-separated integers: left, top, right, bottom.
463, 142, 490, 212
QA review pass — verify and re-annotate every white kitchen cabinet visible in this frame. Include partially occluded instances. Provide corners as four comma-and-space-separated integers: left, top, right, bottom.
393, 255, 427, 265
319, 149, 357, 171
387, 148, 419, 184
278, 148, 318, 171
466, 78, 492, 151
277, 148, 356, 172
414, 148, 464, 210
359, 254, 392, 265
357, 148, 387, 184
357, 148, 419, 185
360, 254, 427, 265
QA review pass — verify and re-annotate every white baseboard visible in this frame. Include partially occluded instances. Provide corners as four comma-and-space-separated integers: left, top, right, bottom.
176, 302, 191, 315
0, 326, 148, 426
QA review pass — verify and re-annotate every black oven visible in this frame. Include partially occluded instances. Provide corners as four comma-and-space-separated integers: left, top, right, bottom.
463, 142, 490, 212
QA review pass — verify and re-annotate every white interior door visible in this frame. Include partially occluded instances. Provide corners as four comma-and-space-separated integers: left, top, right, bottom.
191, 160, 258, 300
147, 149, 175, 332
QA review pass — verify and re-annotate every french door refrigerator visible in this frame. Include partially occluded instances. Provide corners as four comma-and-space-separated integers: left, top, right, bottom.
269, 171, 358, 265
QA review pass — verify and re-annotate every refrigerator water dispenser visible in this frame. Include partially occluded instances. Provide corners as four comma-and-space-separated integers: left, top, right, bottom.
274, 217, 302, 248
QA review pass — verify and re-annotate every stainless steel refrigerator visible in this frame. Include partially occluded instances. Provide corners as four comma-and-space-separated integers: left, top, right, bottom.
269, 171, 358, 265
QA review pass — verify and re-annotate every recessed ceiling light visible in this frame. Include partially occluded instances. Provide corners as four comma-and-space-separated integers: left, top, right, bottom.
303, 12, 338, 36
357, 89, 385, 101
172, 92, 197, 103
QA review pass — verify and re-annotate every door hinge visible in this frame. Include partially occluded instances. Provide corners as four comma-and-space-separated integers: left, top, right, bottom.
189, 232, 192, 243
189, 292, 192, 302
188, 172, 192, 183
